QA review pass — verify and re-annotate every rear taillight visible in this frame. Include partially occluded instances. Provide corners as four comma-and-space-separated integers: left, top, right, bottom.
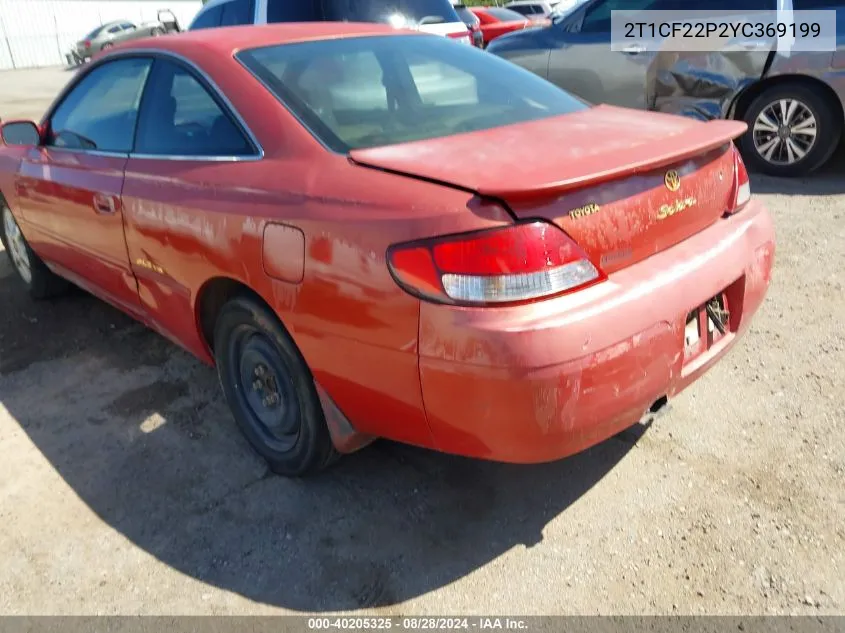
387, 221, 606, 306
84, 40, 91, 47
728, 143, 751, 215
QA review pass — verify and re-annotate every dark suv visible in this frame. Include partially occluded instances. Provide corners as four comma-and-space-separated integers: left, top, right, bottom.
190, 0, 471, 43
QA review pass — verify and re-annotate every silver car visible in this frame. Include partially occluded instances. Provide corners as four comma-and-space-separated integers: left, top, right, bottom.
74, 17, 172, 60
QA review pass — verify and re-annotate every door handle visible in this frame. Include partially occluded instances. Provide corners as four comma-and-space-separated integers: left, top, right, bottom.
622, 44, 646, 54
93, 193, 118, 214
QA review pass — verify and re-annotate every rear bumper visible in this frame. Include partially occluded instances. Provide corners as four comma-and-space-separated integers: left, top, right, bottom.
418, 199, 775, 463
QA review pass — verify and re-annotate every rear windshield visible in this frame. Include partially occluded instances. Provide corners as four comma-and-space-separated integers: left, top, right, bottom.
83, 25, 105, 39
267, 0, 462, 26
486, 7, 528, 20
237, 34, 587, 152
508, 4, 544, 15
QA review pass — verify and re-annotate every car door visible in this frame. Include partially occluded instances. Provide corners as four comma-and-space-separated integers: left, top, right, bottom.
120, 56, 262, 355
14, 56, 152, 313
546, 0, 681, 108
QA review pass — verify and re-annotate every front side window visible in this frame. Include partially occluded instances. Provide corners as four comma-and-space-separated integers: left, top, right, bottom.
238, 34, 587, 151
48, 57, 152, 152
120, 22, 136, 30
134, 59, 255, 157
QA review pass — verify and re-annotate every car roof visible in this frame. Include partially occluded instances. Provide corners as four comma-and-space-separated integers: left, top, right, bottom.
114, 22, 418, 55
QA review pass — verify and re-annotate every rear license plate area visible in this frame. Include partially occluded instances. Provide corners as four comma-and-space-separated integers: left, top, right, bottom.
684, 291, 732, 361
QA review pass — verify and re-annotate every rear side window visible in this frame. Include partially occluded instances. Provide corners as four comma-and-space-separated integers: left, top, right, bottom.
220, 0, 256, 25
191, 4, 223, 29
134, 59, 255, 157
237, 34, 587, 152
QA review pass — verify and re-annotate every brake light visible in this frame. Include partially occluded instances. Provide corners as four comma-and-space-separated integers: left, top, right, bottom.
387, 221, 605, 306
728, 143, 751, 215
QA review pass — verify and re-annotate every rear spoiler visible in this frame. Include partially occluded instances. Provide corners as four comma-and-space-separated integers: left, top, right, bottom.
477, 119, 747, 202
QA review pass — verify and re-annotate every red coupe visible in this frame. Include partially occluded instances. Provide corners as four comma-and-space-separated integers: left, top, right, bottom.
470, 6, 533, 46
0, 24, 775, 477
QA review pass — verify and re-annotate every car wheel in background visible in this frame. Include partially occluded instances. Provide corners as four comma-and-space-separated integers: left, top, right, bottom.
738, 83, 842, 177
213, 296, 339, 477
101, 42, 113, 50
0, 203, 68, 299
151, 27, 164, 36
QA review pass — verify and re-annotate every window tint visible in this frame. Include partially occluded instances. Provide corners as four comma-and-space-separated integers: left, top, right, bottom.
134, 59, 255, 157
508, 5, 542, 15
580, 0, 677, 32
792, 0, 841, 6
48, 58, 152, 152
487, 7, 528, 20
220, 0, 256, 25
107, 25, 122, 34
266, 0, 322, 21
190, 4, 223, 29
238, 34, 587, 152
120, 22, 135, 30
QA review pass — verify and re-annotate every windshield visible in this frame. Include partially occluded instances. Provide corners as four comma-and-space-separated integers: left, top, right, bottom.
268, 0, 462, 26
237, 34, 587, 152
486, 7, 528, 20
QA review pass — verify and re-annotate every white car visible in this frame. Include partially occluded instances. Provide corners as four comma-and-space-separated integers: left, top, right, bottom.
190, 0, 472, 42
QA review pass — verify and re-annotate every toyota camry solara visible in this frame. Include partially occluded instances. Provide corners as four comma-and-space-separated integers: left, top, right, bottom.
0, 24, 775, 476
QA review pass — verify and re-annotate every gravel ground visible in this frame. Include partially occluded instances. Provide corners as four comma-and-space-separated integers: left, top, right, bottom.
0, 66, 843, 616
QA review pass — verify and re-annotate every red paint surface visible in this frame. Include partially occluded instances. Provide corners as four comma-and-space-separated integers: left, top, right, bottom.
470, 7, 531, 45
0, 25, 776, 463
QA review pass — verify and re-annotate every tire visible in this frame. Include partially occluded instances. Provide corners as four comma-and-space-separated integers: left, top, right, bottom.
738, 82, 842, 177
101, 42, 113, 50
213, 295, 339, 477
151, 28, 164, 36
1, 202, 68, 299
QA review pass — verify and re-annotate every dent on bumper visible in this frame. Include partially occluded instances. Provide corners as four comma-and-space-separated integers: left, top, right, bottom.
418, 200, 776, 463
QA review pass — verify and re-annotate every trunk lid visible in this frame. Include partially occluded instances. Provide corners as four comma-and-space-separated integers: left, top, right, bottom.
350, 105, 746, 274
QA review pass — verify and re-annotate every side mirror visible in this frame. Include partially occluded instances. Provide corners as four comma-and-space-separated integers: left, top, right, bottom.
1, 120, 41, 146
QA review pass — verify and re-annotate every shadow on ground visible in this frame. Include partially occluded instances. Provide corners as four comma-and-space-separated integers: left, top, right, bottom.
0, 255, 642, 611
749, 144, 845, 196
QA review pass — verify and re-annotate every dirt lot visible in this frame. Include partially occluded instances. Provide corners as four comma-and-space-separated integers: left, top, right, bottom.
0, 66, 843, 616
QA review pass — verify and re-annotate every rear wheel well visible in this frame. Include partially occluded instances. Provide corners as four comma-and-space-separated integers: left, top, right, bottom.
197, 277, 269, 355
731, 75, 844, 133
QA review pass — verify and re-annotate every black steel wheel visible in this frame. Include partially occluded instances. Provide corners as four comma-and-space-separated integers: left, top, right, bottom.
214, 295, 338, 476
